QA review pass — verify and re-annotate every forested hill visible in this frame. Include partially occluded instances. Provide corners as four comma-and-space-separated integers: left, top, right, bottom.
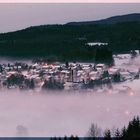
0, 14, 140, 61
66, 13, 140, 25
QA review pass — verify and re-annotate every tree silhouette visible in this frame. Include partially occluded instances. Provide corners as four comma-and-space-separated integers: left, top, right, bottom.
87, 123, 102, 137
104, 129, 112, 140
114, 128, 120, 140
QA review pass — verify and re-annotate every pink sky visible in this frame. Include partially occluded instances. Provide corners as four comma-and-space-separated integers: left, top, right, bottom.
0, 3, 139, 32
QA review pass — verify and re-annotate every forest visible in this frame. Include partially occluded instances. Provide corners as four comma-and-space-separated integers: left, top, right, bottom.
0, 21, 139, 62
50, 116, 140, 139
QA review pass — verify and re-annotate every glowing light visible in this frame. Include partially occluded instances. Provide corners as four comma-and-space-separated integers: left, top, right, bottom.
129, 91, 134, 97
107, 89, 113, 96
124, 110, 130, 116
29, 92, 33, 96
106, 107, 110, 112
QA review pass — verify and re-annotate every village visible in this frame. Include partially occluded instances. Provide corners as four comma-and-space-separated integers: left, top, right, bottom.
0, 50, 139, 92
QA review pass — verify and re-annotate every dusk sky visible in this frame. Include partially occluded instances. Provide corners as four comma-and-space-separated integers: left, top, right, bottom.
0, 3, 140, 33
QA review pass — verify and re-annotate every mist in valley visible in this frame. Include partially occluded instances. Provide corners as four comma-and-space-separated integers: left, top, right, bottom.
0, 54, 139, 137
0, 84, 139, 137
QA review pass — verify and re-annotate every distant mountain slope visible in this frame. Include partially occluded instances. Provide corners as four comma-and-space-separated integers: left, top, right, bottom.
0, 14, 139, 61
66, 13, 140, 25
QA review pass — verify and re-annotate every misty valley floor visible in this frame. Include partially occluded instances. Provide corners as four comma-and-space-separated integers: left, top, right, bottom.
0, 54, 140, 136
0, 86, 140, 137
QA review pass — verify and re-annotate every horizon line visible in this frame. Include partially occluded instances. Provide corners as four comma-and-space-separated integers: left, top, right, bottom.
0, 12, 140, 34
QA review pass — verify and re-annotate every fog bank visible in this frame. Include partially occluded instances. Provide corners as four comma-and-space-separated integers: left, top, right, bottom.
0, 86, 139, 137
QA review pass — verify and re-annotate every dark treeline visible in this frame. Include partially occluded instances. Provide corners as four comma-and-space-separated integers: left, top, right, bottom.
87, 116, 140, 139
107, 116, 140, 139
0, 22, 140, 62
49, 116, 140, 140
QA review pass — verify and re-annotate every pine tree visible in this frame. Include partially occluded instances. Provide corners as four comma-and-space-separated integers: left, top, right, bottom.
104, 129, 112, 140
114, 128, 120, 140
29, 79, 35, 89
88, 123, 102, 137
121, 126, 127, 139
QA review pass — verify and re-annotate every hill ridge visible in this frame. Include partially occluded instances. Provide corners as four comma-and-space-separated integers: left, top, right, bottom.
66, 13, 140, 25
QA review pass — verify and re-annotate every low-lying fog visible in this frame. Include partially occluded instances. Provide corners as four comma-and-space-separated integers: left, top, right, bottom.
0, 55, 139, 137
0, 80, 139, 137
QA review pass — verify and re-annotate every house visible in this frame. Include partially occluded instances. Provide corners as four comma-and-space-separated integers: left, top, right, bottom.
87, 42, 108, 47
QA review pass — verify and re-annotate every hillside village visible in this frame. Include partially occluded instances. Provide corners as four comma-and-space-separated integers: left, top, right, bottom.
0, 49, 139, 92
